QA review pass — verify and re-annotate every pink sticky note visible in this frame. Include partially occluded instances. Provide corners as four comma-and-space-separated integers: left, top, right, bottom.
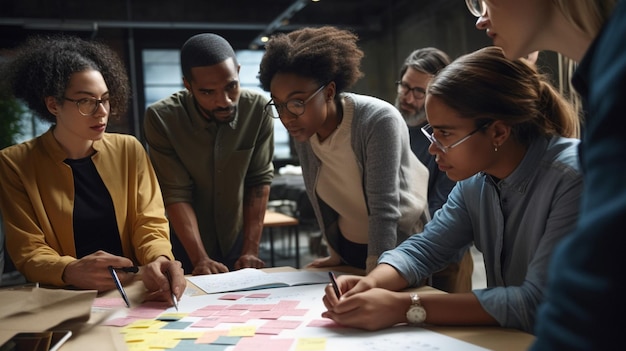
273, 300, 300, 309
199, 304, 228, 310
252, 310, 284, 320
219, 294, 245, 300
191, 317, 221, 328
127, 301, 170, 318
280, 309, 308, 316
233, 335, 294, 351
93, 297, 127, 308
246, 293, 270, 298
262, 320, 302, 329
102, 317, 139, 327
214, 310, 245, 316
189, 309, 217, 317
247, 304, 275, 311
218, 315, 253, 323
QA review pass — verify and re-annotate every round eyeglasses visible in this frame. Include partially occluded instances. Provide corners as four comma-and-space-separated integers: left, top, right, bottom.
421, 122, 491, 153
64, 97, 110, 116
396, 81, 426, 100
465, 0, 487, 17
264, 85, 326, 119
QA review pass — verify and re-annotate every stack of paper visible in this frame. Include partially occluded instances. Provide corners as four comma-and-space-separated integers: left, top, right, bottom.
186, 269, 329, 294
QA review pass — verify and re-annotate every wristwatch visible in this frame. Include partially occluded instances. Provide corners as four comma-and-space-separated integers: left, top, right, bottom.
406, 292, 427, 325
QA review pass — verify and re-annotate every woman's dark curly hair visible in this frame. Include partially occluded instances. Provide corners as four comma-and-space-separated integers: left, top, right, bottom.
258, 26, 364, 93
0, 35, 130, 123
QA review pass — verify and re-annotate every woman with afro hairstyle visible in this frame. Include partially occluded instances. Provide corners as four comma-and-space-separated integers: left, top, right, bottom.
259, 26, 436, 276
0, 35, 185, 303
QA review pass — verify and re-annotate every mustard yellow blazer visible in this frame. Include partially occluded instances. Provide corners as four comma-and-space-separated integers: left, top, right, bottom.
0, 128, 173, 286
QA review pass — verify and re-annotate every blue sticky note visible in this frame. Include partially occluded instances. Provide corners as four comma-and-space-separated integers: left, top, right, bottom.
212, 336, 241, 345
160, 321, 193, 330
170, 339, 228, 351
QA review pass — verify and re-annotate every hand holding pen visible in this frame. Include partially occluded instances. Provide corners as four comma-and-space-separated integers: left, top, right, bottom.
108, 265, 134, 307
140, 257, 186, 308
109, 259, 185, 309
62, 251, 135, 291
164, 270, 179, 311
322, 274, 371, 311
328, 272, 342, 299
322, 271, 345, 314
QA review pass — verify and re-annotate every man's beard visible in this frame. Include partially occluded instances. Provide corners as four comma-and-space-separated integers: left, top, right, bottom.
202, 105, 237, 124
395, 96, 426, 127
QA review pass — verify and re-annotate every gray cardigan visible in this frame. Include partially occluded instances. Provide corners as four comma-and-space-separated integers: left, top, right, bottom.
294, 93, 429, 266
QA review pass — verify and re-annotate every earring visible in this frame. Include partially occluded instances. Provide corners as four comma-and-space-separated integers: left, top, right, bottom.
494, 144, 499, 152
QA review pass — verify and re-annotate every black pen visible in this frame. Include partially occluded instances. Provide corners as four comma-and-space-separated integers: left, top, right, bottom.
328, 271, 342, 299
164, 270, 179, 311
108, 265, 131, 308
112, 266, 139, 274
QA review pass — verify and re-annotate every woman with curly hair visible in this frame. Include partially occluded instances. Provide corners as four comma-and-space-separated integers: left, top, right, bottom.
258, 26, 439, 278
0, 35, 185, 303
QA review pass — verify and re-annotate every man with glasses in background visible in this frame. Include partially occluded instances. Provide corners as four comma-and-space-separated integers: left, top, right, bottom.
144, 33, 274, 275
394, 48, 473, 293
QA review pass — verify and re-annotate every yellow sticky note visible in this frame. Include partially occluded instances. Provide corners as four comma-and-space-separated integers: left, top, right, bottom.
167, 330, 204, 339
228, 325, 256, 337
125, 319, 165, 330
126, 341, 150, 351
124, 331, 152, 342
144, 335, 180, 349
296, 337, 326, 351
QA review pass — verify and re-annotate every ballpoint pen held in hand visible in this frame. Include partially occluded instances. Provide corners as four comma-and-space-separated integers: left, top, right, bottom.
328, 271, 342, 299
108, 265, 132, 308
165, 270, 179, 311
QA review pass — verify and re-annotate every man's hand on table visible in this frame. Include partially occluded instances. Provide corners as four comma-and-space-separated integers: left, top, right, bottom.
191, 257, 229, 275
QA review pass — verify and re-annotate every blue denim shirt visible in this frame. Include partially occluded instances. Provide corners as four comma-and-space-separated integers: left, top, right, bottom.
379, 136, 582, 333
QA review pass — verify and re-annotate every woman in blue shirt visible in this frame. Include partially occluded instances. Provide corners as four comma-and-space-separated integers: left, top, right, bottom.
321, 46, 581, 333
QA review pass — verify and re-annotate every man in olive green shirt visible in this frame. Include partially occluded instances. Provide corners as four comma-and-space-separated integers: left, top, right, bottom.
144, 33, 274, 275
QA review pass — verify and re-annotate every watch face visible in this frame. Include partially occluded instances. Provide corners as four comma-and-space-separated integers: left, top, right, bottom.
407, 305, 427, 324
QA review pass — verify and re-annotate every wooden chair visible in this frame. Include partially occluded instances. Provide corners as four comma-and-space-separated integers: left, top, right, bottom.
263, 210, 300, 268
